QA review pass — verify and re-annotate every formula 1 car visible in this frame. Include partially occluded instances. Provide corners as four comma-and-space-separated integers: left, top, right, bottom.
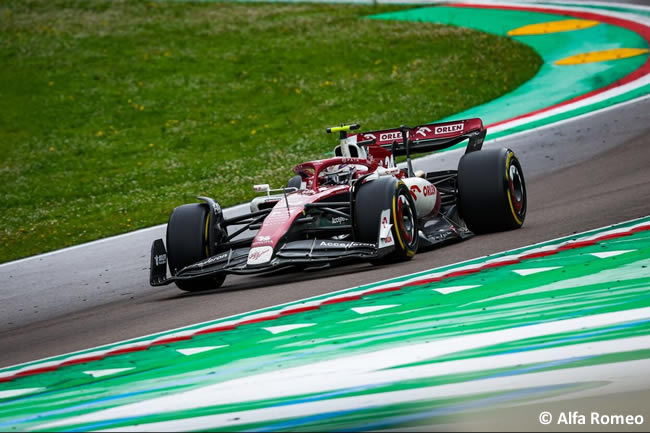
150, 119, 527, 292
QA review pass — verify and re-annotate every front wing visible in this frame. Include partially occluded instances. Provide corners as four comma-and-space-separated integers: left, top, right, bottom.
150, 238, 378, 286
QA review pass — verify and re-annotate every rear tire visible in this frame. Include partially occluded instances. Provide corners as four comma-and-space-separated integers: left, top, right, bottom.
457, 148, 526, 234
166, 203, 226, 292
354, 177, 418, 263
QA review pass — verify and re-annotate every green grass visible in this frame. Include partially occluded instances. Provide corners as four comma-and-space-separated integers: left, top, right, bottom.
0, 0, 542, 263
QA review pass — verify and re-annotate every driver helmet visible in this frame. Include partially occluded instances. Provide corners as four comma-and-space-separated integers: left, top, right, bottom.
320, 164, 355, 185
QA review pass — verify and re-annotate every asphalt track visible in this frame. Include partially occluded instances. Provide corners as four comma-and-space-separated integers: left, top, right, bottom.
1, 94, 649, 368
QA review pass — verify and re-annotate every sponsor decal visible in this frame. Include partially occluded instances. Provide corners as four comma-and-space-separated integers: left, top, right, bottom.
319, 241, 374, 249
378, 209, 394, 248
197, 252, 229, 268
154, 254, 167, 266
254, 235, 274, 246
363, 133, 377, 141
379, 131, 402, 142
331, 216, 349, 225
409, 185, 421, 201
410, 184, 436, 201
434, 123, 463, 135
247, 246, 273, 265
415, 126, 432, 137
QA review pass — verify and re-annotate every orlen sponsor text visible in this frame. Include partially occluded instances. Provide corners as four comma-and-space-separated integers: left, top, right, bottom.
435, 123, 463, 134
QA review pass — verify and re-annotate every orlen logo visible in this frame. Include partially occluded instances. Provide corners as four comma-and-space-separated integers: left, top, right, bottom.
380, 132, 402, 142
410, 184, 436, 201
415, 127, 431, 137
435, 123, 463, 135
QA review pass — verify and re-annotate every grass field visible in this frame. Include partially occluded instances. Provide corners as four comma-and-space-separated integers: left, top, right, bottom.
0, 0, 542, 263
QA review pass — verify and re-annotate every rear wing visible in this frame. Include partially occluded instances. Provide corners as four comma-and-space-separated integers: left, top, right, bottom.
351, 118, 486, 155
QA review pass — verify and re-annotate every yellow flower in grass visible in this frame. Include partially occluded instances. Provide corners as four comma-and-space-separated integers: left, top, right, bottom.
97, 131, 103, 137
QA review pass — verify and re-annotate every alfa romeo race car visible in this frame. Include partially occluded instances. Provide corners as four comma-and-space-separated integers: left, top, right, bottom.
150, 119, 527, 292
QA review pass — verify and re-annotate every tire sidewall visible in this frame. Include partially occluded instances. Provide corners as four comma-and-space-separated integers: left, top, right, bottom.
166, 203, 225, 292
354, 177, 418, 261
392, 182, 419, 259
458, 148, 527, 233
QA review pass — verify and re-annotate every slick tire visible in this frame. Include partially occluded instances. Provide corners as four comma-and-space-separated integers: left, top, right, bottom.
166, 203, 226, 292
354, 176, 419, 263
457, 148, 527, 234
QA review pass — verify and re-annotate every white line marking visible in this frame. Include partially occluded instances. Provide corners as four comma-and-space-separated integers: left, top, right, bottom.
177, 346, 228, 356
263, 324, 316, 335
82, 368, 134, 378
351, 305, 399, 314
434, 285, 480, 295
513, 267, 561, 276
590, 250, 636, 259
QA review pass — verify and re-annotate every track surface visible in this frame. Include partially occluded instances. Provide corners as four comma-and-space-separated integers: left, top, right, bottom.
1, 95, 649, 368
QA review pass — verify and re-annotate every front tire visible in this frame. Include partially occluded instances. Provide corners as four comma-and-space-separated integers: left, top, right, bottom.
457, 148, 526, 234
166, 203, 226, 292
354, 177, 419, 262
